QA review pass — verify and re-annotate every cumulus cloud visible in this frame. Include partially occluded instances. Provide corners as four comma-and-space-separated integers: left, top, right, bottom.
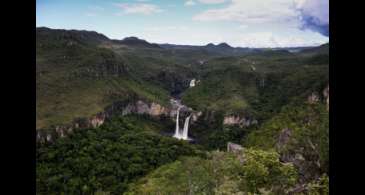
185, 0, 196, 6
115, 3, 163, 15
295, 0, 329, 36
143, 27, 325, 47
193, 0, 329, 36
198, 0, 227, 4
228, 31, 323, 48
193, 0, 297, 24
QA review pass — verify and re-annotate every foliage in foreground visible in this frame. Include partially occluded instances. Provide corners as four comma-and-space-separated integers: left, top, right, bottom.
127, 149, 298, 195
36, 115, 201, 195
244, 102, 329, 178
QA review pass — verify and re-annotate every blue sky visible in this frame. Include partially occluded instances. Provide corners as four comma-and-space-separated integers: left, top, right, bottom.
36, 0, 329, 48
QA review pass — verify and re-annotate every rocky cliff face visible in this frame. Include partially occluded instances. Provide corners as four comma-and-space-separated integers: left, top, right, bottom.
117, 100, 170, 117
223, 115, 258, 127
88, 112, 106, 128
276, 126, 323, 183
307, 84, 329, 110
36, 100, 171, 143
307, 92, 320, 104
227, 142, 244, 153
191, 111, 203, 122
36, 98, 202, 143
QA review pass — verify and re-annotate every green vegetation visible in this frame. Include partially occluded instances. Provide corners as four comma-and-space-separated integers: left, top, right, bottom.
127, 149, 298, 194
182, 47, 328, 121
36, 28, 329, 194
36, 28, 172, 129
36, 115, 202, 194
245, 102, 329, 176
182, 69, 256, 113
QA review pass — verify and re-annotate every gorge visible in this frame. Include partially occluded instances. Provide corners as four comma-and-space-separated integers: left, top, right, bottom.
36, 27, 329, 195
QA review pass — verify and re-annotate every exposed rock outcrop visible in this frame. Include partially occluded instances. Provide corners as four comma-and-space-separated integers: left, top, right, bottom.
89, 112, 106, 128
191, 111, 202, 122
36, 98, 202, 143
307, 84, 329, 110
37, 100, 171, 143
227, 142, 244, 153
323, 85, 329, 110
223, 115, 258, 127
227, 142, 245, 163
276, 128, 292, 151
307, 92, 320, 104
276, 127, 322, 183
117, 100, 170, 117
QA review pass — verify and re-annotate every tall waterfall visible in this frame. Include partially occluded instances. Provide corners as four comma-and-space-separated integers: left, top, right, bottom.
174, 107, 181, 138
182, 115, 191, 140
173, 107, 191, 140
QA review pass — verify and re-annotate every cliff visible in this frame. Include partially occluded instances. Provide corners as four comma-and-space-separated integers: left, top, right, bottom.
36, 98, 202, 143
223, 115, 258, 127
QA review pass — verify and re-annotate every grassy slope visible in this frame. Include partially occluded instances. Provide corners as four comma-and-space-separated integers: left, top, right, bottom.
36, 28, 171, 129
36, 28, 256, 129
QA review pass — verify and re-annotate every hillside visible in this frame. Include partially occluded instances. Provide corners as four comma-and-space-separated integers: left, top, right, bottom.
36, 28, 179, 129
36, 27, 329, 195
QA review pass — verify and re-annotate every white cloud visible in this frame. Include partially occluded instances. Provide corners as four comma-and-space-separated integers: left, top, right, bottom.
198, 0, 226, 4
109, 0, 328, 47
115, 3, 163, 15
297, 0, 328, 24
128, 24, 328, 47
185, 0, 226, 6
193, 0, 297, 24
193, 0, 329, 37
185, 0, 196, 6
228, 31, 323, 48
294, 0, 329, 36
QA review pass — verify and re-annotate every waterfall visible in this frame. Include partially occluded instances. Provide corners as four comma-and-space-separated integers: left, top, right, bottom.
182, 115, 191, 140
189, 79, 196, 87
173, 106, 191, 140
174, 107, 181, 138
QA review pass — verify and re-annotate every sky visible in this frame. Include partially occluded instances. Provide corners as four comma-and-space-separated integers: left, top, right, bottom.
36, 0, 329, 48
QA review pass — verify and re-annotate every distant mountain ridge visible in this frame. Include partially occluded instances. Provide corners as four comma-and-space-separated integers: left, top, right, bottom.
114, 36, 161, 48
300, 43, 329, 54
36, 27, 109, 46
159, 42, 257, 56
36, 27, 325, 51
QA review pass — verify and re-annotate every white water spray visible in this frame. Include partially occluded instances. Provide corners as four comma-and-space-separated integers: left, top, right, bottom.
173, 107, 191, 140
189, 79, 196, 87
174, 107, 181, 138
182, 115, 191, 140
